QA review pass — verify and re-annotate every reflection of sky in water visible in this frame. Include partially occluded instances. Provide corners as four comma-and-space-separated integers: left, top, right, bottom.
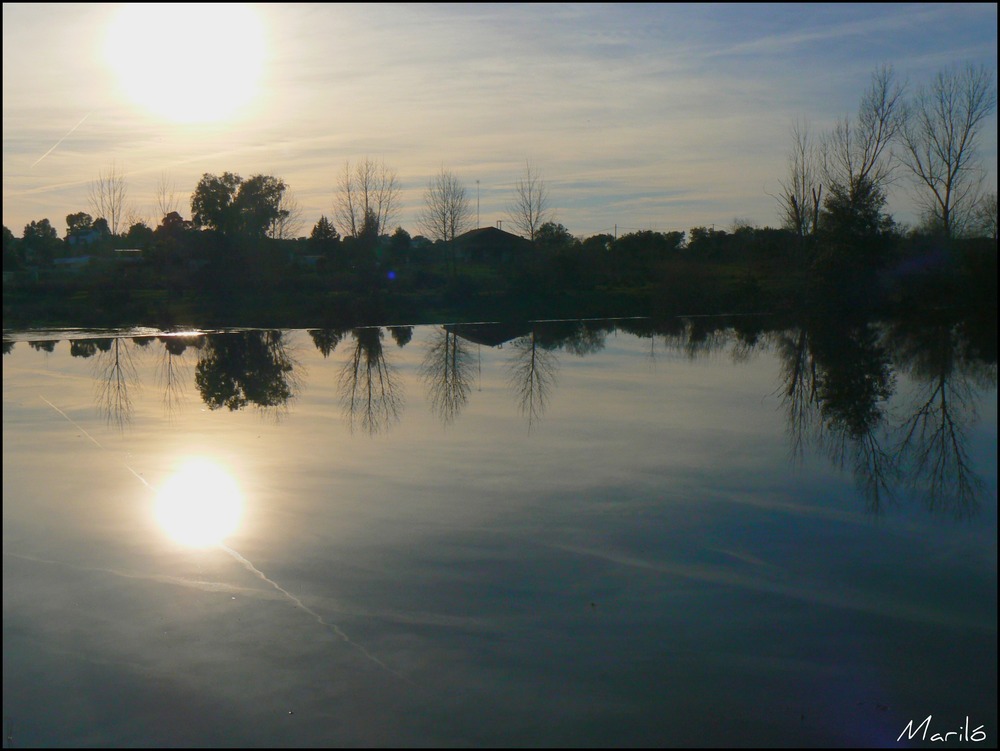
2, 325, 996, 747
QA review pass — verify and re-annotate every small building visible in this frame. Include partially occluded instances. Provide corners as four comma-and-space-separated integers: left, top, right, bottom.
454, 226, 532, 264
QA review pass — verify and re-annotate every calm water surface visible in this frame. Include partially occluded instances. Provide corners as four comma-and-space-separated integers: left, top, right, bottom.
3, 319, 996, 747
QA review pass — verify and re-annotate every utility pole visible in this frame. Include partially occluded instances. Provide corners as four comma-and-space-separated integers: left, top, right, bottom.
476, 180, 480, 229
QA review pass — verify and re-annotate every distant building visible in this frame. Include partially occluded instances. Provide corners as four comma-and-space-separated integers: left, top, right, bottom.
454, 226, 532, 263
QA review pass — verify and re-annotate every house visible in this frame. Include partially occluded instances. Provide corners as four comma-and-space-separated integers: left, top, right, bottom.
453, 226, 532, 264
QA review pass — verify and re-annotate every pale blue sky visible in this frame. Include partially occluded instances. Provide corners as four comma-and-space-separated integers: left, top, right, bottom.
3, 3, 997, 239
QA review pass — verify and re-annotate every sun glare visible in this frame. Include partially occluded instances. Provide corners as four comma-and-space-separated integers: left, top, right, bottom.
155, 459, 244, 547
105, 4, 265, 123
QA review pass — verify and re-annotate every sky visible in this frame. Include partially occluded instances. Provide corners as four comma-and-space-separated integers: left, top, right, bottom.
2, 3, 997, 240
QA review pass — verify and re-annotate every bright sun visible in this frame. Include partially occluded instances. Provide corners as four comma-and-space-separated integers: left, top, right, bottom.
106, 4, 265, 123
155, 459, 244, 547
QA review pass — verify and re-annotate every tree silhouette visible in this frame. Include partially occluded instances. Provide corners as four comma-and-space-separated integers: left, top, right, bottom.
88, 161, 132, 236
333, 157, 400, 239
899, 64, 996, 238
506, 160, 552, 241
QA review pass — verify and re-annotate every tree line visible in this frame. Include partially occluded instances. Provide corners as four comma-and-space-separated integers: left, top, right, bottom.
2, 61, 995, 327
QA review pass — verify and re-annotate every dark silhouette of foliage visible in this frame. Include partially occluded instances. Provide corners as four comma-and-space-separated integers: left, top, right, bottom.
195, 331, 297, 411
191, 172, 288, 238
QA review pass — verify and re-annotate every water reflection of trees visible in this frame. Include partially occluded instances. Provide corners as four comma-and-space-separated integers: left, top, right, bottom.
156, 335, 203, 416
506, 327, 559, 430
775, 315, 993, 517
309, 328, 345, 358
78, 337, 140, 431
195, 331, 298, 414
421, 327, 475, 426
339, 327, 403, 435
885, 320, 995, 518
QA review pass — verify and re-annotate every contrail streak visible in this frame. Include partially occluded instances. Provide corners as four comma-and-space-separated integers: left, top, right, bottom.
29, 110, 94, 169
39, 394, 103, 448
220, 544, 413, 684
31, 111, 92, 168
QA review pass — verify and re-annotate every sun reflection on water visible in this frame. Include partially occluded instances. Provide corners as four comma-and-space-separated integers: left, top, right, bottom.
154, 459, 243, 547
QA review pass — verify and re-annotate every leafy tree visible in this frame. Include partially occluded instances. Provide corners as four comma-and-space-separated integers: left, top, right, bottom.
389, 226, 411, 251
819, 176, 895, 249
191, 172, 243, 235
191, 172, 288, 238
65, 212, 94, 238
154, 211, 191, 241
310, 215, 340, 244
125, 221, 154, 248
3, 225, 21, 270
21, 219, 61, 265
236, 174, 289, 238
534, 221, 576, 253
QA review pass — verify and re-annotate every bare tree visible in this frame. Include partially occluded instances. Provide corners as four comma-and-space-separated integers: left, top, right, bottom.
973, 191, 997, 239
899, 64, 997, 239
155, 172, 180, 220
825, 65, 906, 196
333, 157, 400, 238
268, 189, 304, 239
506, 160, 551, 241
777, 120, 823, 237
418, 167, 473, 243
88, 161, 132, 235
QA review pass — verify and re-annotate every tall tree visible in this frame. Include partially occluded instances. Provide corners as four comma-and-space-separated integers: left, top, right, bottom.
506, 160, 552, 241
899, 64, 996, 239
777, 120, 822, 238
234, 174, 288, 238
333, 157, 400, 238
88, 161, 132, 236
191, 172, 288, 238
419, 167, 472, 243
267, 189, 303, 239
191, 172, 242, 234
155, 172, 180, 221
825, 65, 906, 198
